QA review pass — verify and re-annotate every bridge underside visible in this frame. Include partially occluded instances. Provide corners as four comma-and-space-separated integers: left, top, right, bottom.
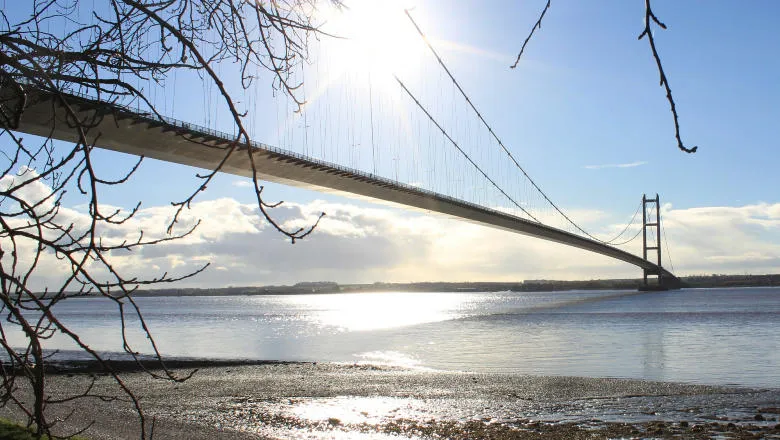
2, 86, 679, 286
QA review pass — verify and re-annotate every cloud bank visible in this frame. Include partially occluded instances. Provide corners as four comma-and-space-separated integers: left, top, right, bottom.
5, 173, 779, 289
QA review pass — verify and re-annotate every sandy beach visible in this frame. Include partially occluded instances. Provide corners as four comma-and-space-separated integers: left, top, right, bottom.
2, 361, 779, 439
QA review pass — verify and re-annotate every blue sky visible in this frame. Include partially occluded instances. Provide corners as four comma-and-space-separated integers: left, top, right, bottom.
6, 0, 780, 286
97, 0, 780, 211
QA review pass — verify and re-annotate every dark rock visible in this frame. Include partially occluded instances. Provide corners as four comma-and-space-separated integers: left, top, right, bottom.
755, 414, 765, 421
679, 421, 689, 427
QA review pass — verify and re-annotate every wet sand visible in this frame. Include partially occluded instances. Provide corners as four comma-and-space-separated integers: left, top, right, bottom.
3, 361, 780, 439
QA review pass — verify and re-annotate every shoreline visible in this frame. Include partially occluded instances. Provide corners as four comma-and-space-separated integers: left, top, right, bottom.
45, 357, 312, 374
42, 355, 776, 389
3, 362, 779, 439
62, 276, 780, 298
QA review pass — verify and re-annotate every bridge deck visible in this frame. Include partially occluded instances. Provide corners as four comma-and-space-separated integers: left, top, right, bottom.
1, 85, 678, 282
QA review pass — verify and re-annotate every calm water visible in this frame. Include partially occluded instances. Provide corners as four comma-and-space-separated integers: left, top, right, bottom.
12, 287, 780, 388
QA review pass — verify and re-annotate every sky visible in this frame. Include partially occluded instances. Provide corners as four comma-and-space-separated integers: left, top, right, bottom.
5, 0, 780, 288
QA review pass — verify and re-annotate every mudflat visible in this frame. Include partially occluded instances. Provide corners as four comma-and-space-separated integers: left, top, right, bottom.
3, 361, 779, 439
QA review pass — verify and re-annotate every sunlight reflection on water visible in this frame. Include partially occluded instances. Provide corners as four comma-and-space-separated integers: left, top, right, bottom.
291, 396, 415, 425
289, 292, 475, 331
352, 350, 433, 370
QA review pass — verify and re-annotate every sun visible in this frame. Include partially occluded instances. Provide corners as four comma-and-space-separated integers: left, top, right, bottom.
319, 0, 428, 81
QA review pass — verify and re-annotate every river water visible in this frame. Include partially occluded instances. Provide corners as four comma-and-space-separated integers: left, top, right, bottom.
14, 287, 780, 388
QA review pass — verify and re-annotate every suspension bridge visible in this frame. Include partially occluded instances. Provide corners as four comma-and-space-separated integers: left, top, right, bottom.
0, 13, 681, 289
1, 83, 679, 289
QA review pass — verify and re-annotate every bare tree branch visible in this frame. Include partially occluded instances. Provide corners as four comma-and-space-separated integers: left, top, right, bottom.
0, 0, 339, 437
510, 0, 550, 69
638, 0, 698, 154
510, 0, 697, 154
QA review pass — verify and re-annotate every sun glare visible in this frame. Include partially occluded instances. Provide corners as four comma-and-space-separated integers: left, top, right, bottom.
320, 0, 428, 80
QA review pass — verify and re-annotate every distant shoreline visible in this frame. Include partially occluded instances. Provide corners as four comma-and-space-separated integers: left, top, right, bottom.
117, 273, 780, 297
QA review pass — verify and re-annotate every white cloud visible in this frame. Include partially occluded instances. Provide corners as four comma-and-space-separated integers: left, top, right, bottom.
232, 180, 254, 188
584, 161, 648, 170
84, 199, 649, 286
659, 202, 780, 275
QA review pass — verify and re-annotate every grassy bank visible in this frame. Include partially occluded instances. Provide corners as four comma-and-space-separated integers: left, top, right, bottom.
0, 418, 87, 440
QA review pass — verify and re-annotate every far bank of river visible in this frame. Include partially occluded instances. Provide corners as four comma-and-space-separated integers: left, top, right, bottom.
123, 273, 780, 297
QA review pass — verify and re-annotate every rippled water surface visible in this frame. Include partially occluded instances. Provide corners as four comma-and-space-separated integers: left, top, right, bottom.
17, 287, 780, 387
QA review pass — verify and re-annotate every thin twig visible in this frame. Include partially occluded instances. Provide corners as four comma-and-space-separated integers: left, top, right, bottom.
638, 0, 698, 154
510, 0, 551, 69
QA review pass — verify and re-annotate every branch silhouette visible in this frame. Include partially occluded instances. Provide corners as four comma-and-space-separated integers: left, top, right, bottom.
638, 0, 698, 154
0, 0, 339, 437
510, 0, 551, 69
509, 0, 698, 154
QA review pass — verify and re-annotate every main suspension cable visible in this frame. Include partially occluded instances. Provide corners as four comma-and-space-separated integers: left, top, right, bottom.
404, 9, 635, 245
394, 75, 540, 222
661, 214, 676, 273
608, 222, 644, 246
603, 200, 643, 245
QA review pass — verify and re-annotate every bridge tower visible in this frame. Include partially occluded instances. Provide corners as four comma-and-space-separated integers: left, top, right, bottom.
641, 194, 664, 288
642, 194, 664, 289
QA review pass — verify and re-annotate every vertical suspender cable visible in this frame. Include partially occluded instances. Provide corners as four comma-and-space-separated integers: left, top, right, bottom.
404, 9, 642, 246
303, 67, 309, 156
661, 215, 676, 273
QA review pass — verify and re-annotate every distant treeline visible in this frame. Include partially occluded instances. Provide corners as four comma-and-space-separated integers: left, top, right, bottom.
681, 273, 780, 288
115, 274, 780, 297
130, 281, 341, 297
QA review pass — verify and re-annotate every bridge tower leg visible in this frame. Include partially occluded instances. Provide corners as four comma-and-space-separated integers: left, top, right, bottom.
642, 194, 663, 288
